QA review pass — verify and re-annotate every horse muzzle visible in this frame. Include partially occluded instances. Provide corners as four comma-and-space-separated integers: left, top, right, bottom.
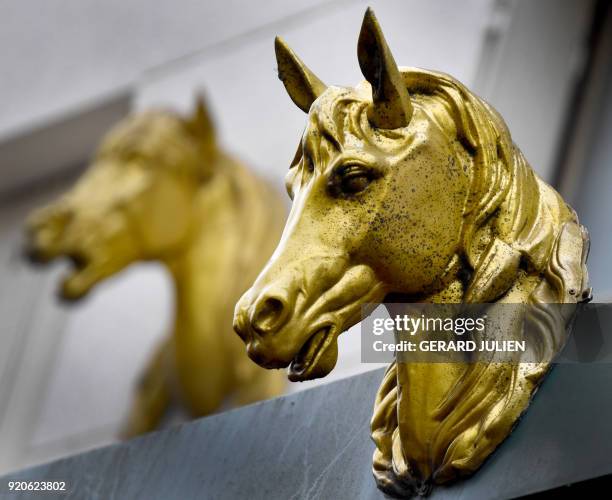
24, 202, 138, 301
233, 262, 387, 381
23, 202, 74, 263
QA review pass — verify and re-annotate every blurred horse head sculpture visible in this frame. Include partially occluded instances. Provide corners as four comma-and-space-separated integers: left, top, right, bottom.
26, 95, 286, 436
234, 8, 590, 497
26, 98, 219, 300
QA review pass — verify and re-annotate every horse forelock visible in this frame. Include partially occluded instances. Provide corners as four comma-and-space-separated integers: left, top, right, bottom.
308, 87, 413, 161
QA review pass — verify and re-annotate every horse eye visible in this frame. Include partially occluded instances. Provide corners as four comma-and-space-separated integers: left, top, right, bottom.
341, 174, 370, 194
335, 165, 375, 195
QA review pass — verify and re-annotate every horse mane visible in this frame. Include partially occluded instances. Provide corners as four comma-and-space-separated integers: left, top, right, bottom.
368, 68, 591, 493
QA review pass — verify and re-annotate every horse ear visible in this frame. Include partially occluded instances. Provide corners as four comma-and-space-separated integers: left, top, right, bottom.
357, 8, 413, 129
275, 36, 326, 113
187, 92, 215, 141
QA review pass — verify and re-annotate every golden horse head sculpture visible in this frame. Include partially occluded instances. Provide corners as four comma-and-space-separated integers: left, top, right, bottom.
234, 8, 590, 497
26, 96, 286, 437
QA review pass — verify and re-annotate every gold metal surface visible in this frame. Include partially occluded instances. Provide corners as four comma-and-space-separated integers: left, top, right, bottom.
25, 96, 286, 437
234, 8, 590, 497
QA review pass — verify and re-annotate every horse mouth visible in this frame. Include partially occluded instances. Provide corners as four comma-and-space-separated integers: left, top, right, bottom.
288, 325, 338, 382
58, 252, 102, 301
67, 252, 89, 271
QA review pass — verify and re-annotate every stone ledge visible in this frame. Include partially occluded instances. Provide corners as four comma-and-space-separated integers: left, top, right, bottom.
2, 364, 612, 499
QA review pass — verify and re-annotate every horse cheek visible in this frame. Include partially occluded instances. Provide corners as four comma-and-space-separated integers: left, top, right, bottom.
138, 179, 193, 254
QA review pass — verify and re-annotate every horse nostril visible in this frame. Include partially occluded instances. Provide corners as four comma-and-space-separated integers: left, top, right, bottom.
251, 296, 288, 335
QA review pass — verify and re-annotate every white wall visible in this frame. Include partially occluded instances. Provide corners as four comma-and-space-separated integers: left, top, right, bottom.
0, 0, 329, 139
473, 0, 595, 181
573, 63, 612, 298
